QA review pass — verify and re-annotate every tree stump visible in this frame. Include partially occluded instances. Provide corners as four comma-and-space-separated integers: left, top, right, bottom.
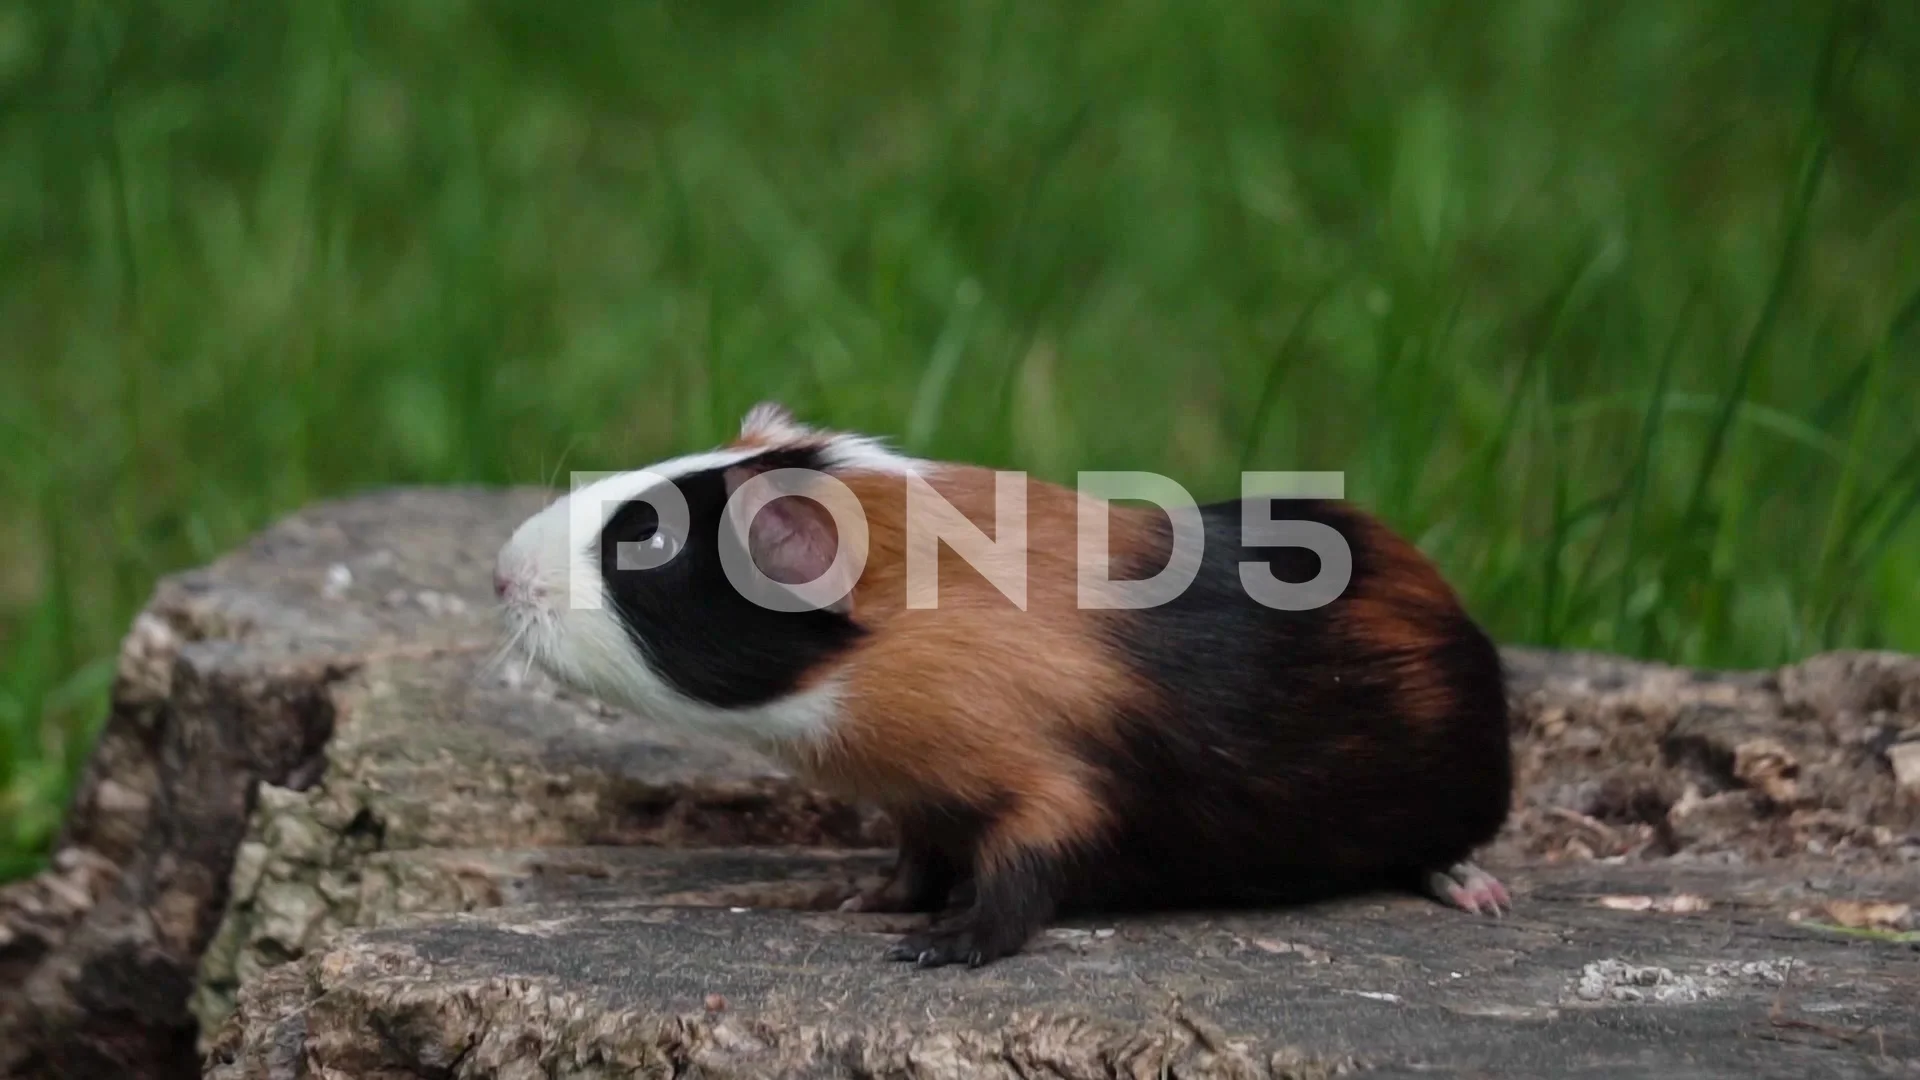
2, 488, 1915, 1078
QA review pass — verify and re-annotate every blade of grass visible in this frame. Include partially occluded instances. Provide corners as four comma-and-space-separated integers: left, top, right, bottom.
1797, 920, 1920, 945
1615, 282, 1700, 654
1542, 264, 1682, 624
1237, 276, 1341, 473
1836, 432, 1920, 547
905, 280, 985, 453
92, 3, 154, 636
1546, 490, 1627, 642
989, 100, 1092, 443
1847, 446, 1920, 577
1826, 286, 1920, 575
48, 655, 116, 836
1394, 288, 1469, 523
0, 854, 44, 883
0, 494, 74, 871
1445, 236, 1613, 506
1745, 344, 1868, 489
1677, 3, 1857, 540
1817, 433, 1920, 642
1676, 137, 1828, 538
1552, 394, 1847, 462
1813, 340, 1887, 595
1538, 337, 1568, 642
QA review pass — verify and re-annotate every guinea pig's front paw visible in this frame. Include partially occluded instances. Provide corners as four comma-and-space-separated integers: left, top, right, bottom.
840, 875, 931, 914
1425, 860, 1512, 917
839, 869, 958, 914
884, 917, 1016, 969
839, 880, 908, 913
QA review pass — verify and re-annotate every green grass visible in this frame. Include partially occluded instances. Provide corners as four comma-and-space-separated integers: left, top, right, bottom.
2, 0, 1919, 881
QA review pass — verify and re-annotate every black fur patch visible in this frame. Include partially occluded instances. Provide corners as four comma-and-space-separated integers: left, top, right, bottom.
881, 797, 1000, 913
1068, 497, 1513, 912
592, 445, 867, 709
886, 844, 1071, 968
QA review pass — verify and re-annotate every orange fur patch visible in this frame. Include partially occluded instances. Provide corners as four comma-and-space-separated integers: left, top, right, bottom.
1333, 508, 1464, 725
745, 462, 1165, 853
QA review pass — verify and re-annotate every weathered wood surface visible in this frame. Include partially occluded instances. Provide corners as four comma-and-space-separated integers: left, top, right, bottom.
0, 487, 1915, 1079
205, 854, 1920, 1079
0, 488, 887, 1079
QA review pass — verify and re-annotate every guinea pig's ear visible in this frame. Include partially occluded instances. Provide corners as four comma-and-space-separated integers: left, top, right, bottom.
721, 463, 858, 617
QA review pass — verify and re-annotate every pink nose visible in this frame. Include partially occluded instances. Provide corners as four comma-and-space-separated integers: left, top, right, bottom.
493, 569, 511, 598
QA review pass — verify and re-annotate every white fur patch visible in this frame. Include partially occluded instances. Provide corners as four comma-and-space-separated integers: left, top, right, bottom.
740, 401, 803, 441
737, 402, 924, 478
817, 433, 923, 476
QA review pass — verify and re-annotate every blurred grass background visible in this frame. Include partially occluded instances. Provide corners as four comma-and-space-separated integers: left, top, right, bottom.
1, 0, 1918, 881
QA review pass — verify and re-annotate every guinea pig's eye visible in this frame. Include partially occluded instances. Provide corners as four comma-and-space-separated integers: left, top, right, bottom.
613, 526, 683, 571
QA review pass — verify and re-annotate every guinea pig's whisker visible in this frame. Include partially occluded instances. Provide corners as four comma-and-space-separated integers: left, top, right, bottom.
480, 624, 524, 681
519, 626, 542, 684
478, 631, 505, 672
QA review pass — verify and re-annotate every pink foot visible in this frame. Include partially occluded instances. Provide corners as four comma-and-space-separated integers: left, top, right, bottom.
1426, 861, 1511, 916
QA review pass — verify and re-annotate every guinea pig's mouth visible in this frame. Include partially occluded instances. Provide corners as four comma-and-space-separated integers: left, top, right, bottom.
489, 594, 554, 685
488, 578, 629, 706
489, 535, 639, 704
487, 559, 574, 686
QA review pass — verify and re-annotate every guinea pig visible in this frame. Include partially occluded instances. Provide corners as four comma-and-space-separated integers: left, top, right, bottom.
492, 402, 1514, 968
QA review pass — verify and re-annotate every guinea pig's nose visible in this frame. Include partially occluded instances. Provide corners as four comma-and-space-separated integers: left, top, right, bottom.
493, 568, 511, 599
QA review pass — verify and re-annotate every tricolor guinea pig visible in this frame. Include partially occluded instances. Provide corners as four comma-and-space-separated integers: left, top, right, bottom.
492, 402, 1514, 968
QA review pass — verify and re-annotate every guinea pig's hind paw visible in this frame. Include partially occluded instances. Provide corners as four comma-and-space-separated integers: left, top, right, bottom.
839, 884, 901, 912
1425, 861, 1511, 917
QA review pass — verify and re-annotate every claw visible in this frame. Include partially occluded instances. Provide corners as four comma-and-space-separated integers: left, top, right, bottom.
1426, 860, 1511, 917
885, 921, 1001, 968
